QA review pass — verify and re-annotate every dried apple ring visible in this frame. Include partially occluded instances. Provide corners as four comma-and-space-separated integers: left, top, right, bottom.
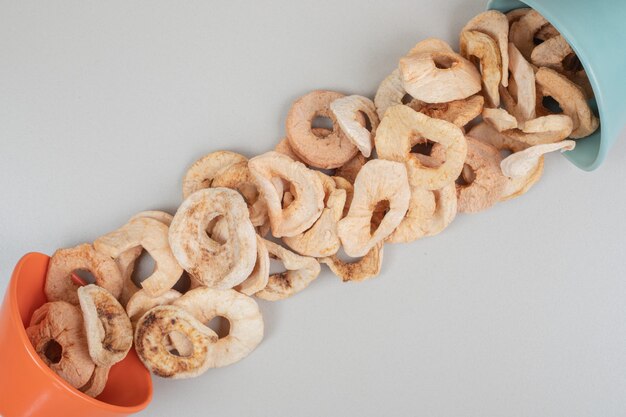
283, 172, 346, 257
78, 284, 133, 367
509, 9, 548, 59
535, 67, 599, 138
286, 90, 360, 169
80, 365, 110, 398
506, 8, 530, 24
134, 305, 217, 379
330, 95, 380, 158
531, 35, 573, 72
387, 181, 457, 243
212, 161, 268, 227
482, 107, 519, 132
374, 69, 409, 120
505, 114, 574, 145
332, 175, 353, 218
468, 122, 529, 153
337, 160, 410, 257
255, 239, 321, 301
234, 235, 270, 296
501, 140, 576, 178
410, 95, 484, 127
500, 43, 536, 122
462, 10, 510, 87
45, 243, 123, 305
375, 105, 467, 191
248, 151, 324, 237
168, 188, 257, 289
126, 289, 182, 324
460, 30, 502, 106
399, 43, 482, 103
320, 243, 384, 283
535, 23, 560, 41
274, 137, 304, 162
432, 137, 506, 213
182, 151, 247, 199
26, 301, 95, 388
94, 217, 182, 297
172, 287, 264, 368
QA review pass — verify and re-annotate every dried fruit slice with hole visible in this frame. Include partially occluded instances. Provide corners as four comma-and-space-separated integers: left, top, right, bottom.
182, 151, 247, 199
125, 289, 182, 324
482, 107, 519, 132
500, 157, 544, 202
283, 172, 346, 257
399, 47, 482, 103
212, 161, 268, 227
330, 95, 379, 157
468, 122, 528, 154
168, 188, 257, 289
535, 67, 599, 138
460, 30, 502, 106
286, 90, 361, 169
234, 235, 270, 296
462, 10, 510, 87
26, 301, 95, 388
375, 105, 467, 190
509, 9, 548, 60
530, 35, 573, 72
374, 69, 409, 119
172, 287, 263, 368
248, 151, 324, 237
94, 217, 182, 297
407, 38, 454, 56
134, 305, 217, 379
80, 365, 110, 398
432, 137, 506, 213
78, 284, 133, 367
410, 95, 484, 127
500, 43, 536, 122
501, 140, 576, 178
45, 243, 123, 305
387, 180, 457, 243
320, 243, 384, 283
337, 159, 410, 257
254, 239, 321, 301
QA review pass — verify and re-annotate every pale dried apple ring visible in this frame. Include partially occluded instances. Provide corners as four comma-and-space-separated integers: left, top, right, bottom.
500, 43, 536, 122
535, 67, 599, 138
432, 137, 506, 213
134, 305, 217, 379
26, 301, 95, 388
374, 69, 409, 119
125, 289, 182, 324
168, 188, 257, 289
501, 140, 576, 178
320, 243, 384, 283
462, 10, 510, 87
254, 239, 321, 301
78, 284, 133, 367
501, 157, 544, 202
80, 365, 110, 398
212, 161, 268, 227
337, 160, 410, 257
531, 35, 573, 72
503, 114, 573, 146
283, 172, 346, 257
468, 122, 528, 153
482, 107, 518, 132
399, 48, 482, 103
509, 9, 548, 59
234, 235, 270, 296
94, 217, 182, 297
407, 38, 454, 56
182, 151, 247, 199
460, 30, 502, 107
248, 151, 324, 237
410, 95, 484, 127
45, 243, 123, 305
286, 90, 360, 169
330, 95, 380, 158
387, 181, 457, 243
129, 210, 174, 226
172, 287, 264, 368
375, 105, 467, 191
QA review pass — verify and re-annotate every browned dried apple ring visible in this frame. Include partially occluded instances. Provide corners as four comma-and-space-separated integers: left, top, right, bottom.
45, 243, 123, 305
286, 90, 360, 169
26, 301, 95, 388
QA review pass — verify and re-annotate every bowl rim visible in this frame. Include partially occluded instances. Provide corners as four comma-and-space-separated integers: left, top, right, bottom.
8, 252, 153, 414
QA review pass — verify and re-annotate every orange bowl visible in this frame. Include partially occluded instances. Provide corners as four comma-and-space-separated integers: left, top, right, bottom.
0, 253, 153, 417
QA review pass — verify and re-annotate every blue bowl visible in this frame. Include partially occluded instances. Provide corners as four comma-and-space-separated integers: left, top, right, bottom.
487, 0, 626, 170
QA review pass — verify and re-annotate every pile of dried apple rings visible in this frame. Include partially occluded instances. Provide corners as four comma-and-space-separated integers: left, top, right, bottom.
26, 8, 598, 389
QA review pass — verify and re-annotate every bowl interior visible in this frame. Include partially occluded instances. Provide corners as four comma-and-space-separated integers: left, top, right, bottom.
13, 252, 153, 409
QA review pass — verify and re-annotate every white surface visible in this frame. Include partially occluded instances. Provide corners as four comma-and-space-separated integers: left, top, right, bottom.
1, 1, 625, 416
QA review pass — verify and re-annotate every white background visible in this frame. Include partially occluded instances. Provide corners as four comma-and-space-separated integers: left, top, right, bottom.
1, 1, 625, 416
